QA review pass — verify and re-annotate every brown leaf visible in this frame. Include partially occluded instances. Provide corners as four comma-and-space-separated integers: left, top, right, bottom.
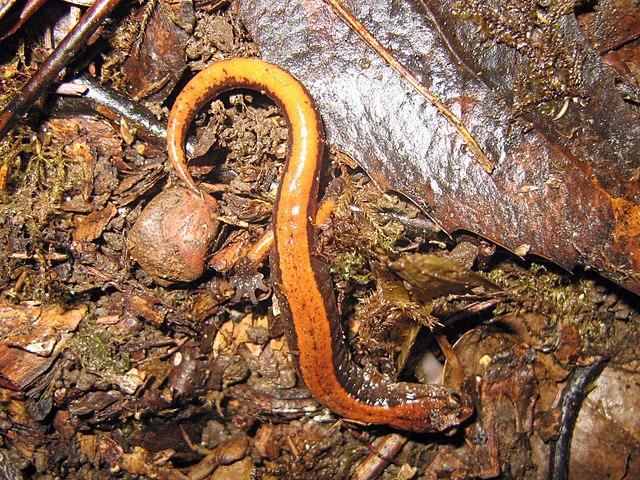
121, 0, 191, 105
389, 253, 498, 301
570, 365, 640, 479
236, 0, 640, 295
72, 203, 117, 243
68, 390, 123, 416
577, 0, 640, 54
0, 304, 86, 390
128, 294, 165, 327
119, 446, 190, 480
208, 456, 253, 480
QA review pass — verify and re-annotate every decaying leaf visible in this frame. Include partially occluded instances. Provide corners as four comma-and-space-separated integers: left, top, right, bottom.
236, 0, 640, 294
389, 253, 498, 302
119, 0, 192, 106
0, 304, 86, 389
570, 365, 640, 479
72, 203, 117, 243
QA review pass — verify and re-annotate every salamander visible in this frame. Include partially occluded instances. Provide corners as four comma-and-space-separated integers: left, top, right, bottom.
166, 57, 473, 432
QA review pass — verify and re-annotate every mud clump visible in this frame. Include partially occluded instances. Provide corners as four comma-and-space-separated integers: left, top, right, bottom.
128, 186, 221, 284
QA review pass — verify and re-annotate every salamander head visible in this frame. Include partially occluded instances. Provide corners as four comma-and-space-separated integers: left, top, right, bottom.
387, 388, 474, 433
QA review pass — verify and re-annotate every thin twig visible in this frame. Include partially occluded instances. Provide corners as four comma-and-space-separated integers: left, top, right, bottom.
546, 359, 606, 480
0, 0, 19, 24
0, 0, 122, 139
0, 0, 47, 40
322, 0, 495, 174
53, 74, 175, 151
352, 433, 408, 480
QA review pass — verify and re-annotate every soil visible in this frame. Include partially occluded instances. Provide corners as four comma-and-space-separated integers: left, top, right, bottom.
0, 2, 638, 479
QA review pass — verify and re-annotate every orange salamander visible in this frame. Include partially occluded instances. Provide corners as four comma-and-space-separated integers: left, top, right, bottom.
166, 57, 473, 432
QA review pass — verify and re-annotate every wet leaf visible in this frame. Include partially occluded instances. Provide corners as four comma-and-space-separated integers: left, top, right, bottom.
570, 365, 640, 479
0, 304, 86, 389
577, 0, 640, 57
236, 0, 640, 294
72, 203, 117, 243
389, 253, 498, 302
120, 0, 192, 105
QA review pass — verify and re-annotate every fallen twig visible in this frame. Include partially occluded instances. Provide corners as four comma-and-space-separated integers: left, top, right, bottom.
0, 0, 46, 40
546, 358, 607, 480
352, 433, 409, 480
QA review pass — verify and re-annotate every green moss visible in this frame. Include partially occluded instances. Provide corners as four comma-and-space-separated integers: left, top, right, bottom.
488, 262, 610, 343
580, 319, 606, 343
0, 42, 32, 111
0, 123, 77, 215
453, 0, 582, 114
0, 126, 35, 192
330, 251, 371, 285
0, 101, 89, 301
332, 177, 419, 255
68, 321, 130, 376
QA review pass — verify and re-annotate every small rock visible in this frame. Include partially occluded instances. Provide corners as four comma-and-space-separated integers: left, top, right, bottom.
128, 187, 221, 284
